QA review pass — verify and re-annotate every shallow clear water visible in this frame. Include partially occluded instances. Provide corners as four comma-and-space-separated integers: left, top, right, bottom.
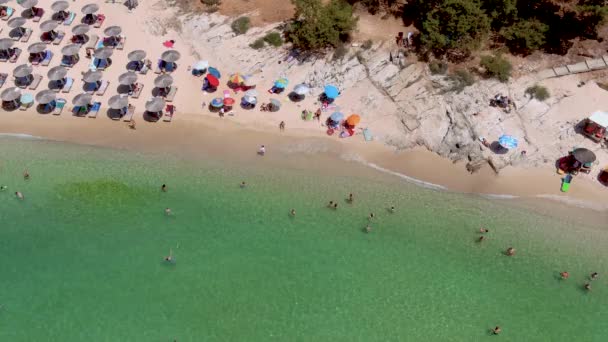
0, 137, 607, 341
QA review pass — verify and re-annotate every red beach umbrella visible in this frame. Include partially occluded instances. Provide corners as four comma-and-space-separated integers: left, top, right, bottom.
223, 97, 235, 106
205, 74, 219, 87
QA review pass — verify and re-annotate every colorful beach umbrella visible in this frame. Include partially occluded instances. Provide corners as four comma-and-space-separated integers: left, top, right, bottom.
346, 114, 361, 126
498, 135, 518, 149
293, 83, 310, 95
329, 112, 344, 122
205, 74, 219, 88
210, 97, 223, 108
223, 97, 235, 106
274, 78, 289, 89
324, 85, 339, 99
229, 73, 245, 85
208, 67, 221, 79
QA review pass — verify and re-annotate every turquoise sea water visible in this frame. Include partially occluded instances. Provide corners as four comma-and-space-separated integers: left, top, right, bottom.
1, 137, 607, 341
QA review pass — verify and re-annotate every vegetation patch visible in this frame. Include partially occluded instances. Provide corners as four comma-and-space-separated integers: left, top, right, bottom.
525, 85, 550, 101
480, 54, 512, 82
250, 38, 266, 50
263, 32, 283, 47
231, 17, 251, 35
447, 69, 476, 93
428, 60, 448, 75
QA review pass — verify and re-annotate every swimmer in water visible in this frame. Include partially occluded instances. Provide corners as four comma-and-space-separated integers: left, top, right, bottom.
161, 184, 167, 192
333, 203, 338, 209
591, 272, 599, 280
506, 247, 515, 256
347, 193, 354, 203
478, 236, 485, 242
390, 206, 395, 213
240, 181, 246, 188
290, 209, 296, 217
15, 192, 23, 200
23, 170, 30, 180
165, 249, 174, 263
492, 326, 501, 335
165, 208, 171, 215
327, 201, 334, 208
480, 227, 489, 233
584, 283, 591, 291
560, 271, 569, 280
0, 185, 7, 191
368, 213, 375, 220
364, 225, 372, 233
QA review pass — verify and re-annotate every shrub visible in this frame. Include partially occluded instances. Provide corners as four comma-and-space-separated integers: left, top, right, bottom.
525, 85, 550, 101
231, 17, 250, 35
201, 0, 221, 5
332, 45, 348, 61
500, 19, 549, 55
250, 38, 265, 50
287, 0, 357, 50
263, 32, 283, 47
428, 60, 448, 75
448, 69, 475, 93
362, 39, 373, 50
480, 54, 512, 82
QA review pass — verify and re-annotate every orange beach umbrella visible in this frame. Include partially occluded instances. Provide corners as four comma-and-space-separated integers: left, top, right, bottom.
346, 114, 360, 126
229, 73, 245, 85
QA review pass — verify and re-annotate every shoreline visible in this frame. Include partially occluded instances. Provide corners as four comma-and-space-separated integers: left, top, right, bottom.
2, 109, 607, 213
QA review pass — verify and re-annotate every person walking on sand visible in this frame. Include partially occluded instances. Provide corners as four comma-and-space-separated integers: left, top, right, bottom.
279, 121, 285, 131
15, 191, 23, 200
258, 145, 266, 156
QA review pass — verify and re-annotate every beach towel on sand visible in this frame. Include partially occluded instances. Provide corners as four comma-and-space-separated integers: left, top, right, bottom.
363, 128, 372, 141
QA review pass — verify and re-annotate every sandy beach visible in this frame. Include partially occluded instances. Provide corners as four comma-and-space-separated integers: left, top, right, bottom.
1, 0, 607, 208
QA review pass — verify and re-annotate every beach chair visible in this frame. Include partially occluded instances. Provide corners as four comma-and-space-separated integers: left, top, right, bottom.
8, 48, 21, 63
19, 29, 32, 43
33, 8, 44, 22
88, 101, 101, 118
131, 83, 143, 99
95, 80, 109, 96
85, 34, 99, 52
52, 98, 66, 115
139, 60, 151, 75
163, 104, 175, 122
1, 7, 14, 21
0, 73, 7, 88
93, 14, 105, 28
63, 11, 76, 25
52, 31, 65, 45
165, 86, 178, 102
40, 51, 53, 66
61, 77, 73, 93
122, 105, 135, 121
28, 74, 42, 90
153, 61, 162, 74
116, 36, 126, 50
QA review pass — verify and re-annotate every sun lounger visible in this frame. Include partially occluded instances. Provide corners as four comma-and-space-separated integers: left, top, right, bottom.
0, 73, 7, 88
95, 80, 109, 96
154, 60, 162, 74
163, 104, 175, 122
53, 98, 66, 115
28, 74, 42, 90
40, 51, 53, 66
52, 31, 65, 45
93, 14, 105, 28
87, 101, 101, 118
85, 34, 99, 51
131, 83, 143, 99
61, 77, 73, 93
116, 36, 126, 50
33, 8, 44, 22
19, 28, 32, 43
122, 105, 135, 121
363, 128, 373, 141
1, 7, 14, 21
9, 48, 21, 63
165, 86, 178, 102
63, 11, 76, 25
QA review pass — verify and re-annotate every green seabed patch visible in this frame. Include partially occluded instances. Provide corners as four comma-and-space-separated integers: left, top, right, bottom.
55, 179, 148, 209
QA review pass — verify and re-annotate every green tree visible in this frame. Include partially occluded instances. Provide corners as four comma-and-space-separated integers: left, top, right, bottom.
501, 19, 549, 54
482, 0, 517, 30
420, 0, 491, 55
576, 1, 608, 38
287, 0, 357, 50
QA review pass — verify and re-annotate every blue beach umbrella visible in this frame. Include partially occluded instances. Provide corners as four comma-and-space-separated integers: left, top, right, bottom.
329, 111, 344, 122
498, 135, 518, 149
210, 97, 224, 108
324, 85, 339, 99
208, 67, 221, 79
274, 78, 289, 89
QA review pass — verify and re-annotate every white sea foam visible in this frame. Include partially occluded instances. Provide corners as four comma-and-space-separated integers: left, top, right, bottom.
0, 133, 43, 140
535, 194, 608, 212
480, 193, 519, 200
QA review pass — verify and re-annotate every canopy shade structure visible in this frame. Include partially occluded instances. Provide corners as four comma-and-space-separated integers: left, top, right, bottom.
324, 85, 339, 99
145, 97, 165, 112
13, 64, 33, 78
1, 87, 22, 101
160, 50, 180, 63
588, 111, 608, 128
154, 74, 173, 88
72, 93, 93, 106
82, 70, 103, 83
81, 3, 99, 15
28, 42, 47, 54
35, 89, 56, 104
498, 135, 518, 149
229, 73, 244, 85
47, 66, 67, 81
128, 50, 146, 61
61, 44, 81, 56
572, 148, 596, 164
108, 95, 129, 109
118, 72, 138, 86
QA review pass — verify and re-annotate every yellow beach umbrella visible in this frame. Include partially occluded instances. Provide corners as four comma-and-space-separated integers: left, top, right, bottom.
229, 73, 245, 85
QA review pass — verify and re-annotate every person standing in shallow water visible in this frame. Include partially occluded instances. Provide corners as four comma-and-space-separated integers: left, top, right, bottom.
161, 184, 167, 192
23, 170, 30, 180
